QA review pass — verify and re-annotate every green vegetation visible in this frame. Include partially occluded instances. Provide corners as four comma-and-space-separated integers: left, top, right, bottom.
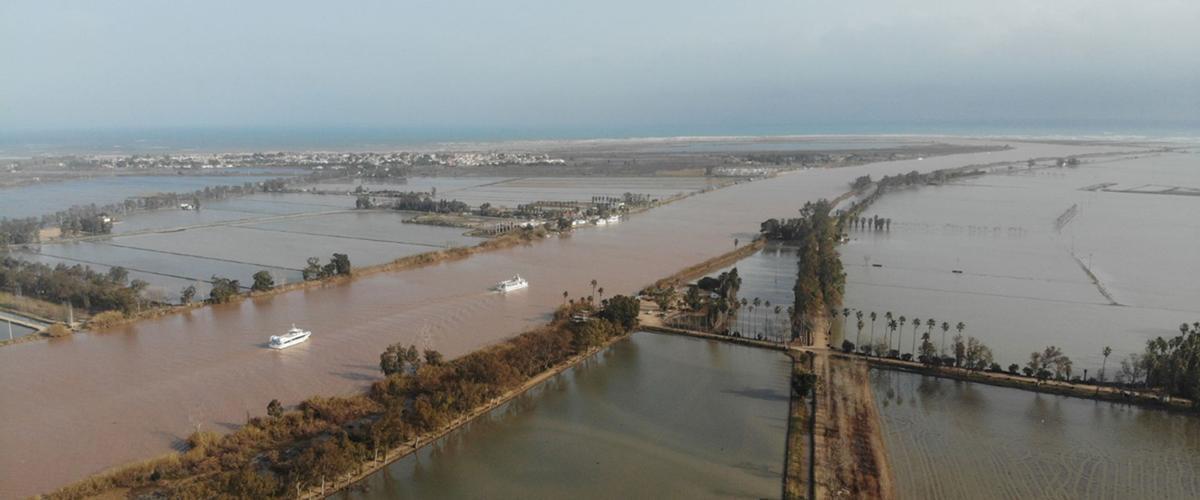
50, 295, 641, 499
668, 269, 741, 333
0, 256, 143, 313
208, 276, 241, 304
251, 271, 275, 292
1138, 322, 1200, 403
302, 253, 352, 281
760, 199, 844, 342
1026, 346, 1073, 381
180, 285, 197, 304
389, 191, 469, 213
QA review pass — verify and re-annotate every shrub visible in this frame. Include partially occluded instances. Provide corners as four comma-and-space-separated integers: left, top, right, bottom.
88, 310, 126, 329
45, 323, 72, 338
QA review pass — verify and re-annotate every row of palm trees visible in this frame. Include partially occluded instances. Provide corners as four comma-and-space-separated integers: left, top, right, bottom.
839, 307, 965, 358
731, 296, 792, 342
562, 279, 605, 307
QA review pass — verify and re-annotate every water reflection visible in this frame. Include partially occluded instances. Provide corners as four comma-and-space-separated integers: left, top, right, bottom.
873, 369, 1200, 499
339, 333, 790, 500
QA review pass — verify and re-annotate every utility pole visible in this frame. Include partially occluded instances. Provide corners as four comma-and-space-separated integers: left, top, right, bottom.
7, 319, 12, 341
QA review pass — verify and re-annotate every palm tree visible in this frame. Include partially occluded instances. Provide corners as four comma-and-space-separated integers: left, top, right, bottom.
740, 298, 749, 332
562, 290, 569, 305
1100, 346, 1112, 383
925, 319, 936, 353
597, 287, 605, 303
788, 306, 796, 341
887, 319, 898, 356
884, 312, 894, 347
898, 316, 907, 352
855, 310, 865, 345
842, 308, 851, 336
868, 312, 878, 353
590, 279, 598, 298
911, 317, 920, 354
940, 321, 950, 356
777, 304, 787, 338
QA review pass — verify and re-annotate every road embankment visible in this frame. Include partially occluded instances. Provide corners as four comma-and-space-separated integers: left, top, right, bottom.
856, 353, 1195, 411
811, 353, 894, 499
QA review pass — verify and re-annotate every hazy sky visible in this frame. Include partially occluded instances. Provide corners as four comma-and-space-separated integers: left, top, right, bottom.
2, 0, 1198, 134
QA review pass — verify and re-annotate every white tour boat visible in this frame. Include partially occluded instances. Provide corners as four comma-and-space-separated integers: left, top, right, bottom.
269, 324, 311, 349
495, 275, 529, 292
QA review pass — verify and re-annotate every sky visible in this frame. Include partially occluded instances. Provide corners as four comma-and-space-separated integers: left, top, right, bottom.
2, 0, 1198, 137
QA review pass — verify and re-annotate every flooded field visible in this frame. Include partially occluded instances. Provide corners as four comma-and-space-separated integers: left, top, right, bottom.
311, 176, 722, 207
0, 139, 1144, 498
3, 321, 38, 340
20, 204, 483, 300
339, 332, 791, 500
12, 176, 719, 302
700, 243, 799, 339
0, 171, 302, 219
841, 150, 1200, 371
873, 369, 1200, 499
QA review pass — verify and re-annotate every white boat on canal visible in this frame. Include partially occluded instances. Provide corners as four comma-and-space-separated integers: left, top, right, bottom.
269, 324, 311, 349
495, 275, 529, 292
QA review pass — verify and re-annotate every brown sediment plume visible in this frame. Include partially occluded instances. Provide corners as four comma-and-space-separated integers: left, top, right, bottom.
812, 353, 895, 499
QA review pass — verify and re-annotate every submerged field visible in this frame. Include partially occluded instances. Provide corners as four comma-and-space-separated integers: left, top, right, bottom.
873, 369, 1200, 499
339, 332, 791, 500
309, 175, 722, 207
13, 176, 721, 301
841, 150, 1200, 372
0, 170, 305, 219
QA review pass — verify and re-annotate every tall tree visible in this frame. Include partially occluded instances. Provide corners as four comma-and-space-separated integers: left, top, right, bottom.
855, 310, 865, 346
941, 322, 951, 356
251, 271, 275, 292
1100, 346, 1112, 383
869, 311, 878, 349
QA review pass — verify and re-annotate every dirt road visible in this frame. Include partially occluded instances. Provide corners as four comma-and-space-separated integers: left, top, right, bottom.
811, 352, 894, 499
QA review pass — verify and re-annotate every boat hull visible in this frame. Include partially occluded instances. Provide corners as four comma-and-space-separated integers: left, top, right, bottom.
496, 282, 528, 292
269, 331, 311, 349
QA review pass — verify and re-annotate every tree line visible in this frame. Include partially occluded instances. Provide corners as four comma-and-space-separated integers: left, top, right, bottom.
388, 192, 470, 213
760, 199, 845, 343
837, 307, 1200, 406
1131, 322, 1200, 403
835, 308, 1079, 379
50, 294, 642, 498
0, 257, 144, 313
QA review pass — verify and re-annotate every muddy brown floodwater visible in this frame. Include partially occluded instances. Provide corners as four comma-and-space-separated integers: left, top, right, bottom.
0, 139, 1136, 498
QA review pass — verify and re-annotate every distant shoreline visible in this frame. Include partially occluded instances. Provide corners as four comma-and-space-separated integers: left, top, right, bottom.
3, 130, 1191, 156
